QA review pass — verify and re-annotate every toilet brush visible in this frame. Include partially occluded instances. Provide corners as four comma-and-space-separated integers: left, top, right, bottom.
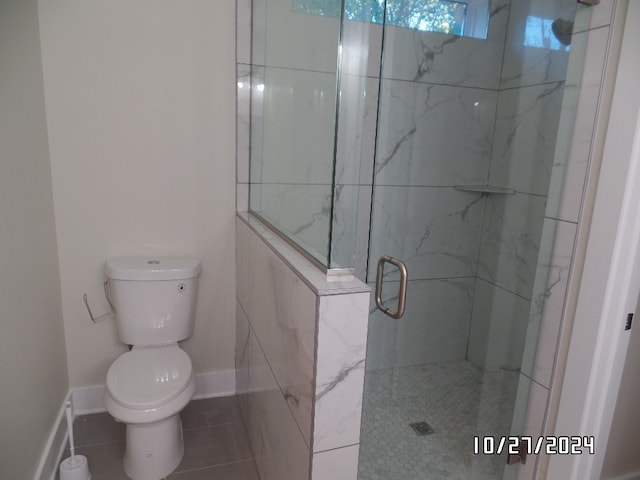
59, 401, 91, 480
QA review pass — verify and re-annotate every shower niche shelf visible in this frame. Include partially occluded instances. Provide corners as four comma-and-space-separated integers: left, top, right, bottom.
454, 185, 516, 195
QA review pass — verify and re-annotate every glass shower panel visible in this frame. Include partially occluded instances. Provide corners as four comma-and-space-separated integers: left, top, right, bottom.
329, 6, 383, 272
248, 0, 341, 266
359, 0, 587, 478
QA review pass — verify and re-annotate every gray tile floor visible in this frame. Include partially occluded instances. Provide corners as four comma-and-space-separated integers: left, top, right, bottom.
60, 396, 259, 480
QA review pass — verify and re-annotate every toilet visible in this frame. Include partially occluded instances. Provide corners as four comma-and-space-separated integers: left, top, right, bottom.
104, 257, 201, 480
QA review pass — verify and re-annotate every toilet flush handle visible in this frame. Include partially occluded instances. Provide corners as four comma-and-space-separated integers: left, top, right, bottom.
83, 280, 116, 323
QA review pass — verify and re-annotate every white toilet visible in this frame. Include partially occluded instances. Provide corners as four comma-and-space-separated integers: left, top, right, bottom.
104, 257, 201, 480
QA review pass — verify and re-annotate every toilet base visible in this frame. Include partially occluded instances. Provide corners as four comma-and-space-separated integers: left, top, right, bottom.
123, 414, 184, 480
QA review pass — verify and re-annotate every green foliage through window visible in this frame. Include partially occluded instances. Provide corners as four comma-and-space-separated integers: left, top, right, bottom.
293, 0, 468, 36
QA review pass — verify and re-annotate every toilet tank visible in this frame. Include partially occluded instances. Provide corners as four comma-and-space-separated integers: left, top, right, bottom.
106, 257, 201, 346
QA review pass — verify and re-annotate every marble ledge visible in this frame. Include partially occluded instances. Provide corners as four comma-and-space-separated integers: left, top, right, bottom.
237, 212, 371, 297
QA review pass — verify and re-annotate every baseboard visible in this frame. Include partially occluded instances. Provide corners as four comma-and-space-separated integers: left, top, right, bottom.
36, 369, 236, 480
33, 391, 71, 480
72, 384, 106, 415
193, 369, 237, 400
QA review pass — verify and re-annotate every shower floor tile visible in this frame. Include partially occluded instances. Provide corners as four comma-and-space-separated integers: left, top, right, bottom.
58, 396, 258, 480
358, 360, 519, 480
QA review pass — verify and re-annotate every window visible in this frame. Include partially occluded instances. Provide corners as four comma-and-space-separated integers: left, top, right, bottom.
384, 0, 468, 36
293, 0, 489, 38
524, 16, 571, 51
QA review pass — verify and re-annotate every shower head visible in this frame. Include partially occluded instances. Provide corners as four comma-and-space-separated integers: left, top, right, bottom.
552, 18, 574, 46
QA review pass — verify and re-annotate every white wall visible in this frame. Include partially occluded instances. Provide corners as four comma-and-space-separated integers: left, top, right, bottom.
0, 0, 69, 477
601, 293, 640, 479
38, 0, 237, 387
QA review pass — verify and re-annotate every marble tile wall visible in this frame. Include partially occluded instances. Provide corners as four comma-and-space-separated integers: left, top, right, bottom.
244, 0, 342, 266
314, 292, 369, 453
330, 54, 379, 270
469, 0, 577, 374
380, 0, 510, 89
235, 214, 370, 480
374, 82, 497, 187
236, 302, 310, 479
366, 278, 476, 370
250, 183, 332, 264
365, 0, 509, 370
499, 0, 577, 89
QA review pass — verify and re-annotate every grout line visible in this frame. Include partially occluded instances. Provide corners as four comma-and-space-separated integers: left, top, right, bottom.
181, 419, 246, 432
64, 438, 123, 450
168, 459, 259, 478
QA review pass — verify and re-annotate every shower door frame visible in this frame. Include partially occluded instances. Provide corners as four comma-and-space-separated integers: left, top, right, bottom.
549, 1, 640, 477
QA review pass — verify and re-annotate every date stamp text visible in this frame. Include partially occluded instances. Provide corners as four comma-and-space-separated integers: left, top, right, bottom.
473, 436, 595, 455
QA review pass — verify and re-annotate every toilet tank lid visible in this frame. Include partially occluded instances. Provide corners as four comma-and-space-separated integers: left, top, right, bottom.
106, 257, 201, 280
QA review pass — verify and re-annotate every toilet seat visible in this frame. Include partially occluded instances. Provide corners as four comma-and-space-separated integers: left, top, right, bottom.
105, 345, 195, 424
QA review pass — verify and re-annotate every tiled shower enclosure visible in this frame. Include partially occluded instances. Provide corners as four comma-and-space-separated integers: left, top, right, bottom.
236, 0, 618, 479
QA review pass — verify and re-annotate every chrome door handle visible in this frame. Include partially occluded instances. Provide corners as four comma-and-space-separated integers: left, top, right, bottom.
375, 255, 408, 319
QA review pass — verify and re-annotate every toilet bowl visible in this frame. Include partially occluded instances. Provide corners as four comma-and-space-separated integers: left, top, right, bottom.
105, 344, 195, 480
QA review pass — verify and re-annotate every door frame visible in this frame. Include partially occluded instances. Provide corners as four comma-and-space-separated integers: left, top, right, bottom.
548, 1, 640, 478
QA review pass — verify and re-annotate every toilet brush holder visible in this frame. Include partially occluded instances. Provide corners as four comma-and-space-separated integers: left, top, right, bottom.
59, 455, 91, 480
59, 401, 91, 480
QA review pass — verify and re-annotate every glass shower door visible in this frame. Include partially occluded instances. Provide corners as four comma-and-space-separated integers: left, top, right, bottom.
359, 0, 586, 478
